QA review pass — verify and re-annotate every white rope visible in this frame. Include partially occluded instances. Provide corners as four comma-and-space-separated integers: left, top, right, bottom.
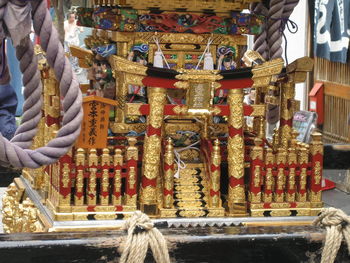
174, 139, 200, 179
120, 211, 170, 263
152, 36, 170, 69
195, 37, 213, 70
313, 207, 350, 263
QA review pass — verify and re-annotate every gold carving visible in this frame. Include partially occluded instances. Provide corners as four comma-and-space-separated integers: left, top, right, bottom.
141, 186, 157, 204
288, 167, 296, 191
113, 169, 122, 205
228, 89, 243, 129
2, 185, 43, 233
310, 191, 322, 202
108, 55, 147, 76
271, 210, 291, 217
250, 192, 261, 203
114, 149, 123, 166
174, 81, 190, 89
88, 169, 97, 205
314, 161, 321, 185
173, 105, 189, 115
250, 105, 266, 117
148, 87, 166, 129
76, 148, 85, 166
125, 103, 142, 116
129, 167, 136, 190
250, 138, 263, 160
253, 166, 261, 187
179, 209, 205, 218
127, 137, 138, 161
229, 185, 245, 202
2, 184, 20, 233
164, 138, 175, 166
75, 170, 84, 206
179, 149, 200, 161
61, 163, 70, 188
228, 135, 244, 179
89, 149, 99, 166
280, 125, 292, 150
142, 135, 162, 180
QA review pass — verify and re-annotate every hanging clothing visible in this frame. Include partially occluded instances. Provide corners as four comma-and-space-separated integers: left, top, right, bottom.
7, 40, 23, 116
0, 83, 17, 140
314, 0, 350, 63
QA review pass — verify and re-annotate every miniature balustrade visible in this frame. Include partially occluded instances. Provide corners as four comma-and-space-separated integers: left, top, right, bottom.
249, 132, 324, 216
50, 138, 139, 215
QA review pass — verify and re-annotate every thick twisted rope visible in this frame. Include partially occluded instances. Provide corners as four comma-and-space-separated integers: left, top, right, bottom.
120, 211, 170, 263
282, 0, 300, 21
11, 36, 43, 148
313, 207, 350, 263
251, 0, 299, 61
0, 0, 83, 168
267, 0, 286, 60
251, 3, 269, 60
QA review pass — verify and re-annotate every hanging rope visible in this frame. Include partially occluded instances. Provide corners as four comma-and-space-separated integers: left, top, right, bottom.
267, 0, 286, 60
120, 211, 171, 263
251, 2, 269, 60
251, 0, 300, 62
0, 0, 83, 168
313, 207, 350, 263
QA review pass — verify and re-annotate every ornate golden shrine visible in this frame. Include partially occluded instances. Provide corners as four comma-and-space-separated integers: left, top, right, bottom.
2, 1, 323, 233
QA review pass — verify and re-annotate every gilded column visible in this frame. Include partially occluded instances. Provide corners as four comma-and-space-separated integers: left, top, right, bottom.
279, 81, 295, 149
163, 138, 175, 209
113, 149, 123, 206
286, 131, 298, 202
297, 146, 308, 202
75, 149, 85, 206
274, 148, 287, 202
100, 149, 111, 206
210, 139, 221, 208
126, 138, 138, 207
58, 154, 72, 211
309, 132, 323, 215
140, 87, 166, 214
249, 138, 264, 204
227, 88, 246, 216
263, 148, 274, 203
87, 149, 98, 206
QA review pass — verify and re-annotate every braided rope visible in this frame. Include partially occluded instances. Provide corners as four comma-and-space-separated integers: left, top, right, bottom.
313, 208, 350, 263
267, 0, 286, 60
282, 0, 300, 20
120, 211, 171, 263
251, 3, 269, 60
11, 36, 43, 149
0, 0, 83, 168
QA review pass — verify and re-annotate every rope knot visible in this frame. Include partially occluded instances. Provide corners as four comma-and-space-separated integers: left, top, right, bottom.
124, 211, 154, 234
313, 207, 350, 263
314, 208, 350, 228
120, 211, 170, 263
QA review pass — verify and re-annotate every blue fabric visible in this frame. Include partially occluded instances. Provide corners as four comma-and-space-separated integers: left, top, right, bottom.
0, 83, 17, 140
314, 0, 350, 63
7, 40, 23, 116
